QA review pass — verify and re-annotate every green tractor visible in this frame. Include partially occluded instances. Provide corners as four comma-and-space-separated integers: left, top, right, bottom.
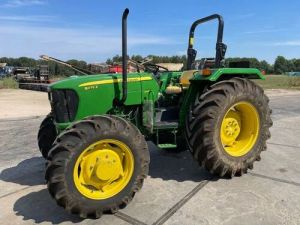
38, 8, 272, 218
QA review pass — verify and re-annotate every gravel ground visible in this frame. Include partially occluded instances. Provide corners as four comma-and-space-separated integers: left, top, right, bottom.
0, 89, 299, 225
0, 89, 50, 119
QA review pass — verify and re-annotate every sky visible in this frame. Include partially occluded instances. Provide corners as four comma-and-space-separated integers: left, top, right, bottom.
0, 0, 300, 63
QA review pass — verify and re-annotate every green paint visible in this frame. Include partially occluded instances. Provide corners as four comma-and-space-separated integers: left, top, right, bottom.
158, 143, 177, 148
191, 68, 265, 81
179, 84, 199, 128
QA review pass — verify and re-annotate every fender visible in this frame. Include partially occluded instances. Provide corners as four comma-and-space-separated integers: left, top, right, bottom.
190, 68, 265, 82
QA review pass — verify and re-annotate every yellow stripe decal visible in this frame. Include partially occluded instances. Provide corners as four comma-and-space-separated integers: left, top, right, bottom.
79, 76, 152, 87
190, 37, 194, 46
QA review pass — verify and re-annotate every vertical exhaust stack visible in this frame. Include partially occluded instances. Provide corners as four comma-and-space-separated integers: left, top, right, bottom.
120, 8, 129, 105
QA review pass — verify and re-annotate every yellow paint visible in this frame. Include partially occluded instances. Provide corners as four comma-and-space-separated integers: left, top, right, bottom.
220, 101, 260, 157
180, 70, 198, 88
190, 37, 194, 45
165, 85, 182, 94
73, 139, 134, 200
201, 68, 212, 76
79, 76, 152, 87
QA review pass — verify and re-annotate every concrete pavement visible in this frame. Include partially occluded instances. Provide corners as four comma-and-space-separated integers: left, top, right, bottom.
0, 89, 299, 225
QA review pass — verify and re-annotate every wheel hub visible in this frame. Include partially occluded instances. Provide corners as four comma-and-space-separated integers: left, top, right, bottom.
96, 150, 123, 181
221, 111, 241, 146
73, 139, 134, 200
220, 102, 260, 157
80, 150, 124, 187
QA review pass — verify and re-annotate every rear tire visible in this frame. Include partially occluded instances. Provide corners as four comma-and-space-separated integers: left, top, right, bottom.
45, 115, 150, 219
38, 114, 57, 158
185, 78, 272, 177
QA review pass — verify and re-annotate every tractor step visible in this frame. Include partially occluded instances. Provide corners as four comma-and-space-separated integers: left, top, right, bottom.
158, 143, 177, 149
154, 120, 178, 148
154, 121, 178, 129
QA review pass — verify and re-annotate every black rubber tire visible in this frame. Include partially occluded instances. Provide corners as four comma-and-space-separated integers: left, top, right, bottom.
45, 115, 150, 219
185, 78, 272, 177
38, 114, 57, 159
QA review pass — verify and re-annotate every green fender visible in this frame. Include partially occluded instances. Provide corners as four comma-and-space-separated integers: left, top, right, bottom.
191, 68, 265, 81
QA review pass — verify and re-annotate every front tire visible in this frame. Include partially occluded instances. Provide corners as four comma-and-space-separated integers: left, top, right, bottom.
38, 114, 57, 158
45, 115, 149, 219
185, 78, 272, 177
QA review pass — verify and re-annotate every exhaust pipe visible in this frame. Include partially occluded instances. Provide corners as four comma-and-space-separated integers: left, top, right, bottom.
120, 8, 129, 105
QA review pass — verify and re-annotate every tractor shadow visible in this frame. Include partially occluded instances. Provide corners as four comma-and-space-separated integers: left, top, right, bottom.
13, 189, 83, 224
1, 157, 83, 223
148, 142, 215, 182
0, 156, 83, 223
0, 156, 45, 186
0, 144, 214, 187
6, 144, 215, 224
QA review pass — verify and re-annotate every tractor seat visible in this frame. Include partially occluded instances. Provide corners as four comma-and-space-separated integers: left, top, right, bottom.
180, 70, 198, 88
199, 58, 215, 69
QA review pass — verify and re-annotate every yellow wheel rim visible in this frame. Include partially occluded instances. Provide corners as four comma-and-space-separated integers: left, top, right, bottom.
220, 101, 260, 157
73, 139, 134, 200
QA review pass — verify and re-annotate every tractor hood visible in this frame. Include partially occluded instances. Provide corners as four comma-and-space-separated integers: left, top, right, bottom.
48, 72, 158, 129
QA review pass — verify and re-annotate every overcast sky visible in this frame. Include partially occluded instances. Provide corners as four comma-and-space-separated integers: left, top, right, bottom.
0, 0, 300, 63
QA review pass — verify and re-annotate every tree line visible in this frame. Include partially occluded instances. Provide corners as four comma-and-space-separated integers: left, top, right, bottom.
1, 55, 299, 76
106, 55, 300, 74
225, 56, 300, 74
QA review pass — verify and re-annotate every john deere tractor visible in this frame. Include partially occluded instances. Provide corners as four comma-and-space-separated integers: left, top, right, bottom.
38, 9, 272, 218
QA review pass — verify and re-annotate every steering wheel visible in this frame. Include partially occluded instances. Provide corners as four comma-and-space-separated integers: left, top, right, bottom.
144, 63, 168, 75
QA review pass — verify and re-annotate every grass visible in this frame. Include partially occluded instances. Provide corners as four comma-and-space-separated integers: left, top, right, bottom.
254, 75, 300, 90
0, 77, 18, 89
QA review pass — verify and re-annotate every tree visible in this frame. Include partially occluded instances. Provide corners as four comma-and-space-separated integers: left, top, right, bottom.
274, 56, 288, 74
131, 55, 143, 62
106, 58, 113, 65
294, 59, 300, 71
260, 60, 273, 74
67, 59, 88, 70
106, 55, 187, 66
287, 59, 295, 72
112, 55, 123, 63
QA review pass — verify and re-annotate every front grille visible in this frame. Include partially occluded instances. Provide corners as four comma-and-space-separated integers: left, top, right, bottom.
49, 89, 79, 123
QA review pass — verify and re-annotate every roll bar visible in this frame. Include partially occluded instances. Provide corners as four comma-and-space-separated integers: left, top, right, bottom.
186, 14, 227, 70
